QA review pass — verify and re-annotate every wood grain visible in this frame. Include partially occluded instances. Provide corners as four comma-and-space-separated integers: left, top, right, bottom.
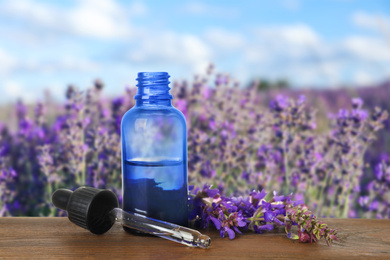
0, 218, 389, 259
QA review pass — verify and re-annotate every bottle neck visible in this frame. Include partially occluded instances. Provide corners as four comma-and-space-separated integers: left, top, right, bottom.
136, 99, 172, 106
134, 72, 173, 107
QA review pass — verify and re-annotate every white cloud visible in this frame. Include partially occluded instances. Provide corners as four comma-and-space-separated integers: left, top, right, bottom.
3, 80, 37, 102
242, 24, 323, 68
341, 36, 390, 62
205, 28, 245, 51
233, 23, 390, 86
128, 1, 148, 16
67, 1, 130, 38
0, 0, 133, 39
226, 25, 328, 85
319, 61, 342, 83
281, 0, 301, 11
28, 57, 100, 73
353, 70, 374, 85
352, 11, 390, 32
127, 32, 212, 74
0, 49, 99, 76
243, 47, 269, 63
255, 24, 320, 46
0, 48, 17, 76
181, 2, 240, 18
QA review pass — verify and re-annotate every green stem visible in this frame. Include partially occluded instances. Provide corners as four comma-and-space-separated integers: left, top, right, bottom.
317, 171, 331, 216
79, 105, 86, 186
249, 206, 263, 227
46, 180, 57, 217
327, 174, 338, 217
340, 148, 367, 218
81, 150, 86, 186
283, 131, 290, 195
316, 147, 335, 217
341, 189, 351, 218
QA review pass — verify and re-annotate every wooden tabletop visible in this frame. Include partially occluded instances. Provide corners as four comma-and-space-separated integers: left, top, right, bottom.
0, 218, 389, 259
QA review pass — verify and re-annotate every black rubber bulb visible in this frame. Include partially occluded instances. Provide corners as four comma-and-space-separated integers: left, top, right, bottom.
51, 187, 119, 234
52, 189, 72, 211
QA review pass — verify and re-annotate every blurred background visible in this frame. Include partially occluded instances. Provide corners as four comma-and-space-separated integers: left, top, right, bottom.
1, 0, 389, 102
0, 0, 389, 218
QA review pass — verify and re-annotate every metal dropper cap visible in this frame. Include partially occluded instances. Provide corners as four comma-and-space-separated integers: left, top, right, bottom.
51, 187, 119, 234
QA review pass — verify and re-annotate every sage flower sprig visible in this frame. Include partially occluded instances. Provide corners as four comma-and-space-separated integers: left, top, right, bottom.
189, 184, 338, 246
284, 203, 338, 245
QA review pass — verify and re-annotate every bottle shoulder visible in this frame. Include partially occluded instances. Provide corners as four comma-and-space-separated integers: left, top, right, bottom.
122, 105, 186, 125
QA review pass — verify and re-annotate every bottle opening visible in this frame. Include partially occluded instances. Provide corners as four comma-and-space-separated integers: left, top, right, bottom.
135, 72, 173, 101
136, 72, 170, 88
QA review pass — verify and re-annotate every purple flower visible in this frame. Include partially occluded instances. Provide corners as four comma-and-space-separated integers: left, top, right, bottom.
209, 120, 216, 130
358, 196, 369, 207
201, 184, 220, 198
112, 97, 124, 112
337, 109, 349, 120
175, 99, 188, 118
256, 224, 274, 232
209, 216, 221, 229
293, 194, 305, 206
1, 168, 17, 180
202, 87, 212, 100
215, 74, 228, 86
374, 163, 384, 180
352, 98, 363, 109
297, 95, 306, 105
220, 226, 235, 239
241, 171, 250, 181
18, 119, 33, 135
351, 109, 368, 121
273, 191, 287, 202
200, 161, 215, 178
250, 190, 267, 205
270, 95, 288, 112
0, 143, 10, 157
16, 100, 27, 120
369, 200, 379, 211
264, 211, 276, 222
236, 212, 247, 227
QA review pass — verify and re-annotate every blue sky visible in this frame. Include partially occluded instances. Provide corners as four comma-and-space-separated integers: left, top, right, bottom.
0, 0, 389, 103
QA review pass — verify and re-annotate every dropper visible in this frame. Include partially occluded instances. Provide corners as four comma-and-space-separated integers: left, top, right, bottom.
51, 186, 211, 249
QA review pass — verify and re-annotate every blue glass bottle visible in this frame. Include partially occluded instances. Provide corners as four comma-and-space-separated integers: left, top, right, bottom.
121, 72, 188, 232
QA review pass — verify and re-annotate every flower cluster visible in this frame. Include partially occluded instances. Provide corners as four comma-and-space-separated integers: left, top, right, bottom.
0, 83, 131, 216
284, 204, 338, 246
358, 158, 390, 218
0, 65, 389, 219
189, 184, 338, 245
181, 69, 388, 218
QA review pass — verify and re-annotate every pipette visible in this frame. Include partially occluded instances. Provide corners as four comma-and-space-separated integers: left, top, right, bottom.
52, 186, 211, 249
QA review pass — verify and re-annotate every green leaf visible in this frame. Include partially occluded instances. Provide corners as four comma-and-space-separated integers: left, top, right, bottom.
287, 232, 299, 240
264, 191, 274, 202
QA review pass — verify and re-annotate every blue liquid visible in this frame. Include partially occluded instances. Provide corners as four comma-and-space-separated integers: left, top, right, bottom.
123, 158, 188, 227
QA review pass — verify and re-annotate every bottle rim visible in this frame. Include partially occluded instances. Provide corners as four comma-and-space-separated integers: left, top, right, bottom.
135, 72, 172, 100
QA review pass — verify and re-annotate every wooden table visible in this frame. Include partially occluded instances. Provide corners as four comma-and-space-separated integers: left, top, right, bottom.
0, 218, 389, 259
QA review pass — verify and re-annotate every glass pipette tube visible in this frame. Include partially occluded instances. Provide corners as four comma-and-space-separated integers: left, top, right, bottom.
109, 208, 211, 249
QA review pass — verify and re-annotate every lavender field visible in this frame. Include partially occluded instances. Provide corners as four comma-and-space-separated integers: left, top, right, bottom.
0, 69, 389, 219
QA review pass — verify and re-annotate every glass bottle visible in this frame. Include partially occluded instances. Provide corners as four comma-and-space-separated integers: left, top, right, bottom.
121, 72, 188, 234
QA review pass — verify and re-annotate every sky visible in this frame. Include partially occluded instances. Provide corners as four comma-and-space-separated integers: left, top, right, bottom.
0, 0, 389, 103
